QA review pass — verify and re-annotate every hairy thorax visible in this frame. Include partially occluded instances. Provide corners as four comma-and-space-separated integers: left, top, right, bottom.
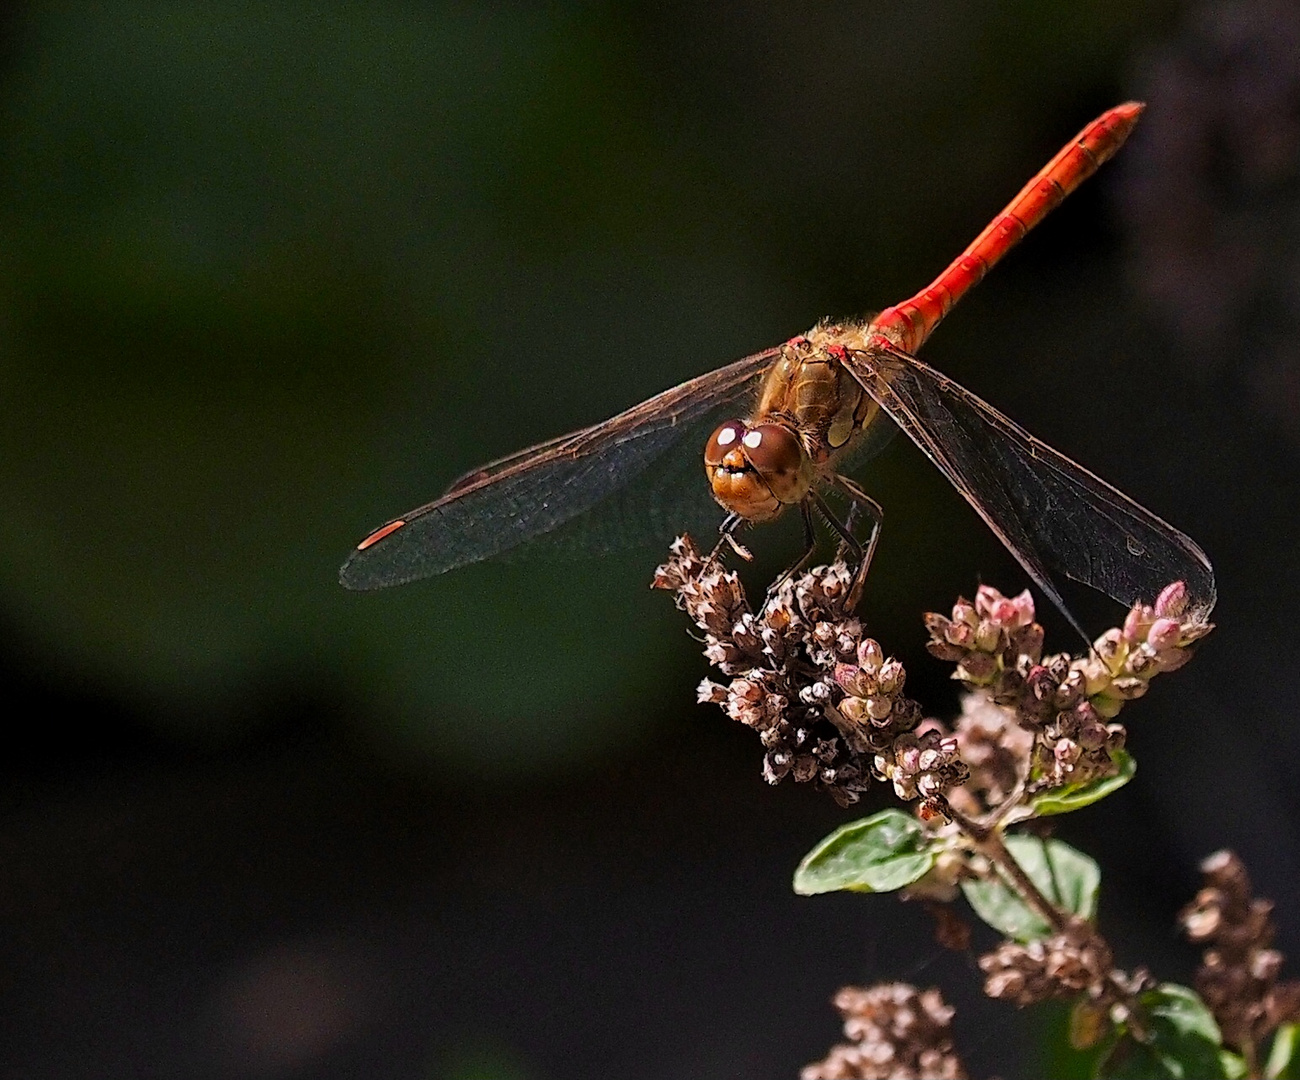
704, 319, 887, 523
754, 320, 883, 468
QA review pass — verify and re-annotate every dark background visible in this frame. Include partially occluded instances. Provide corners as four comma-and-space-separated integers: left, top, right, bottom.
2, 2, 1298, 1077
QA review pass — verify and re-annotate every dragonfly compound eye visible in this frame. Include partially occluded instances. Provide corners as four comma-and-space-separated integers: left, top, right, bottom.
704, 420, 812, 523
704, 420, 747, 468
741, 423, 812, 505
706, 420, 779, 521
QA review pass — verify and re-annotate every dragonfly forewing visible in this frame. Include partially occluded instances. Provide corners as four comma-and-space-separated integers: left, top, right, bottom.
339, 347, 779, 590
843, 345, 1217, 633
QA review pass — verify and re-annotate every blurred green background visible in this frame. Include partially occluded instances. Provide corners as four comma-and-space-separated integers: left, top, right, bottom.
3, 2, 1298, 1078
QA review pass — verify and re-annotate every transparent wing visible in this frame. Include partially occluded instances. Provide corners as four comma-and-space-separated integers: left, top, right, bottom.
339, 347, 779, 590
845, 344, 1217, 629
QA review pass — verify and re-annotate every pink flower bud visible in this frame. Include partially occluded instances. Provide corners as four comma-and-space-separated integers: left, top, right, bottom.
1154, 581, 1188, 618
987, 598, 1015, 625
1053, 669, 1085, 709
1076, 719, 1108, 750
857, 638, 883, 672
974, 585, 1003, 619
726, 699, 759, 725
764, 606, 792, 632
704, 642, 739, 667
1146, 617, 1182, 651
1122, 605, 1151, 645
891, 699, 921, 729
1010, 622, 1045, 663
1054, 739, 1081, 766
1072, 700, 1104, 727
799, 681, 831, 705
793, 755, 818, 782
1181, 902, 1222, 941
952, 599, 978, 627
1009, 589, 1036, 627
984, 970, 1026, 1001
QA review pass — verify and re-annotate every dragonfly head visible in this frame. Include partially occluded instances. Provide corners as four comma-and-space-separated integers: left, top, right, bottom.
704, 419, 813, 522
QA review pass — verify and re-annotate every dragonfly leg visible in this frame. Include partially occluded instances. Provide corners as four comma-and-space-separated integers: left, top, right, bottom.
707, 511, 753, 565
762, 501, 819, 604
809, 488, 862, 559
832, 478, 883, 613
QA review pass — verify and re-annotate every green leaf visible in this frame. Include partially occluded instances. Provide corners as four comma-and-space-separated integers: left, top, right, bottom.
1222, 1049, 1249, 1078
793, 809, 936, 895
1031, 749, 1137, 817
961, 835, 1099, 941
1268, 1022, 1300, 1079
1097, 984, 1226, 1079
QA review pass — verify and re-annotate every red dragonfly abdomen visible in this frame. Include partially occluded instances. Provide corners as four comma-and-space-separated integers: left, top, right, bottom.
871, 102, 1144, 353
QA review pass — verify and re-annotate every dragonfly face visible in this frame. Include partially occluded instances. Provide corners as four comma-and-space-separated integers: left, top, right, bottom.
704, 418, 812, 521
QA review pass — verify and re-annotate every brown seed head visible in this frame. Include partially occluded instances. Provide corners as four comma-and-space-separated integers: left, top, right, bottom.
802, 983, 968, 1080
1180, 849, 1300, 1053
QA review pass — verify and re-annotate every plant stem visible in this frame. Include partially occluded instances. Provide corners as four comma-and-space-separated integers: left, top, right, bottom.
939, 796, 1071, 934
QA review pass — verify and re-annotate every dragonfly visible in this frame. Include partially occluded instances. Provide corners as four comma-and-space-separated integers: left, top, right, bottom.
340, 102, 1216, 632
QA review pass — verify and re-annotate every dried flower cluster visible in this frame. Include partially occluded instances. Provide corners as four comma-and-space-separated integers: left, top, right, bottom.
926, 582, 1211, 795
801, 984, 967, 1080
978, 918, 1139, 1009
942, 692, 1034, 819
652, 536, 966, 808
656, 535, 1213, 822
1181, 850, 1300, 1055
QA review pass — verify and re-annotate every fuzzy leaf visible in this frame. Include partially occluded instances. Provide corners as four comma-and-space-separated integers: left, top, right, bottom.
962, 835, 1099, 941
1222, 1049, 1249, 1078
793, 809, 936, 895
1268, 1023, 1300, 1079
1031, 749, 1137, 817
